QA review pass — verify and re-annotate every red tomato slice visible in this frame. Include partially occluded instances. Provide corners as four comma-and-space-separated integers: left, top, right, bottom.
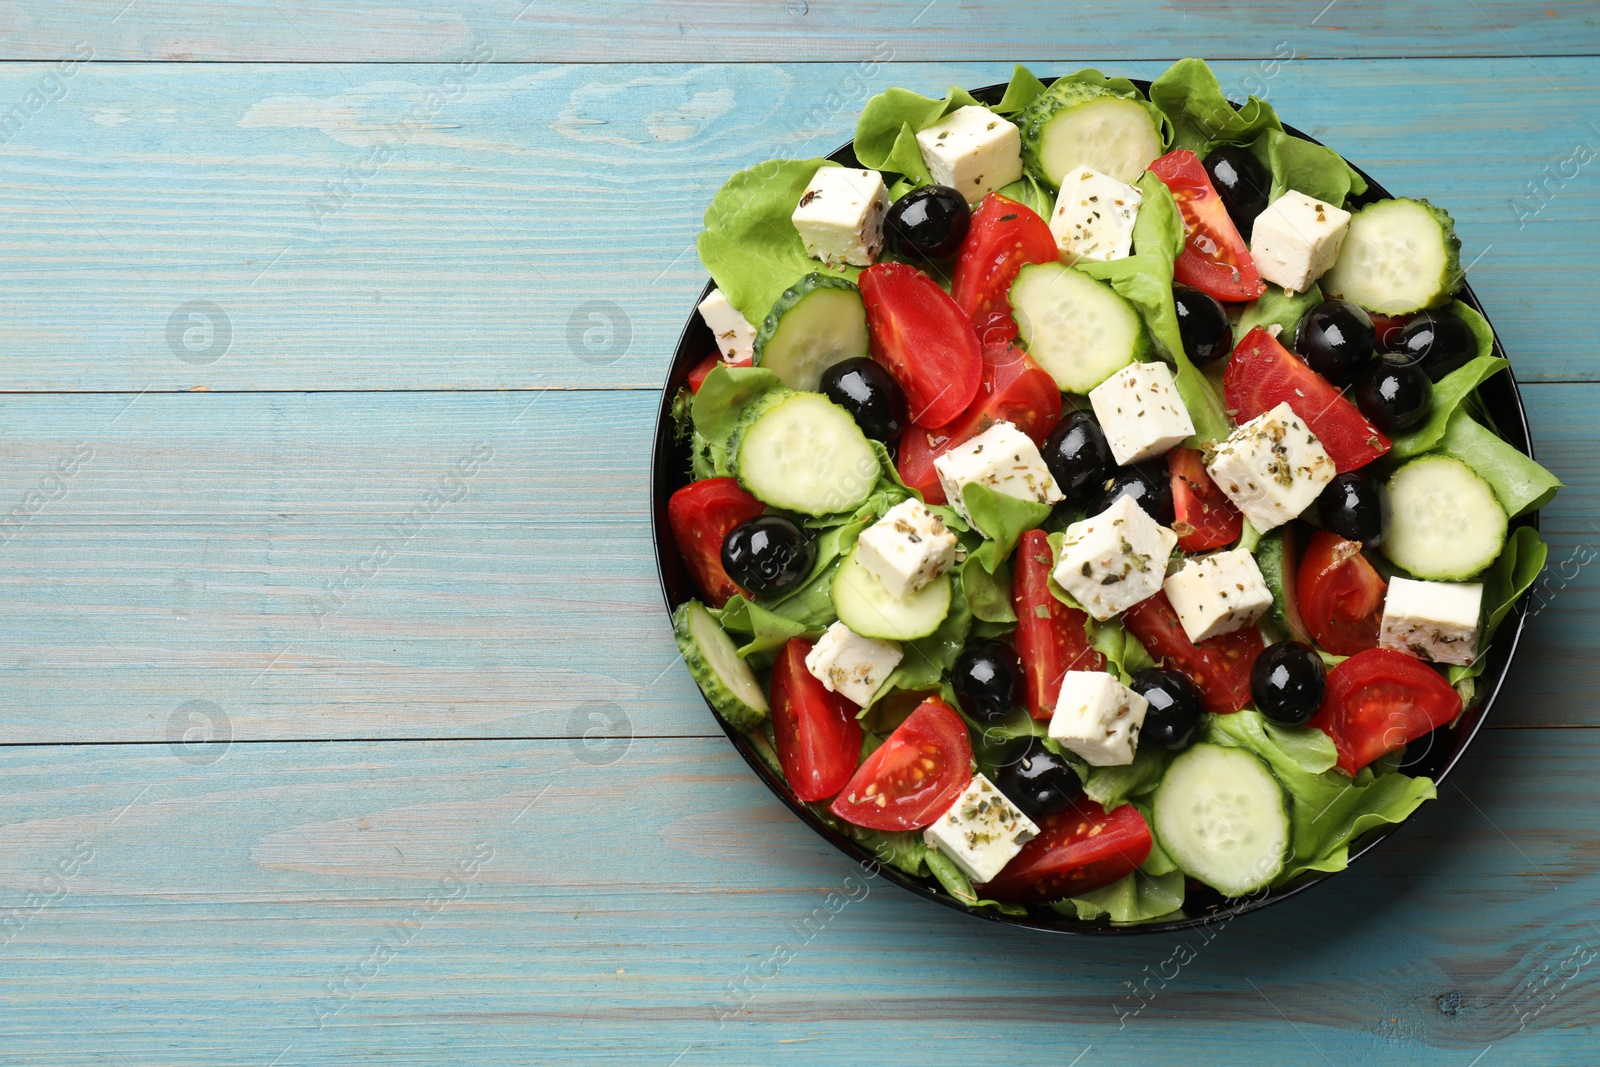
978, 796, 1152, 902
1368, 312, 1412, 351
830, 698, 973, 831
950, 194, 1061, 345
665, 478, 766, 608
770, 638, 865, 802
1297, 530, 1387, 657
1149, 149, 1265, 303
687, 351, 752, 393
859, 263, 983, 428
1310, 648, 1463, 775
1122, 590, 1264, 715
1223, 327, 1392, 473
1168, 446, 1243, 553
1011, 530, 1106, 718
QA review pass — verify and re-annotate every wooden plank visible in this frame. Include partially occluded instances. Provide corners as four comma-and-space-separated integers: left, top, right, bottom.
4, 0, 1597, 62
0, 732, 1594, 1064
0, 59, 1591, 390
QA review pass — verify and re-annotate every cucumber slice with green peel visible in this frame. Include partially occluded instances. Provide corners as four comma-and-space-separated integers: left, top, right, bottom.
831, 547, 951, 641
754, 274, 870, 392
673, 600, 769, 731
1152, 743, 1289, 897
1382, 455, 1507, 581
1019, 82, 1164, 187
1009, 261, 1148, 393
1254, 525, 1311, 644
1322, 198, 1463, 315
731, 391, 878, 517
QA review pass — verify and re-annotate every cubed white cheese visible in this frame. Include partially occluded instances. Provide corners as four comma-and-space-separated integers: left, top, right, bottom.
1051, 494, 1178, 621
1163, 548, 1274, 643
1048, 670, 1149, 766
932, 421, 1063, 526
804, 621, 903, 707
922, 773, 1040, 884
1249, 190, 1352, 294
915, 105, 1024, 203
696, 288, 756, 364
1379, 577, 1484, 666
792, 166, 890, 268
854, 499, 958, 600
1206, 402, 1337, 533
1048, 165, 1142, 264
1088, 361, 1196, 465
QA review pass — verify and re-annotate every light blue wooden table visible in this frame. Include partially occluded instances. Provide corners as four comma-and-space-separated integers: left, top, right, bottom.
0, 3, 1596, 1064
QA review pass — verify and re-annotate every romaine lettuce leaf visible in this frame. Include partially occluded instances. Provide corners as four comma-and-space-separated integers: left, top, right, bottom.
1435, 408, 1562, 519
1149, 56, 1282, 155
1058, 867, 1186, 923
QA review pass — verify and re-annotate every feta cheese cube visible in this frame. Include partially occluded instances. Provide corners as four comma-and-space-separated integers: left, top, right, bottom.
854, 499, 958, 600
1048, 670, 1149, 766
1048, 165, 1142, 264
932, 421, 1063, 526
1163, 548, 1274, 643
792, 166, 890, 268
804, 621, 903, 707
1051, 494, 1179, 621
1088, 361, 1196, 465
696, 288, 756, 364
1206, 402, 1336, 533
1249, 190, 1352, 294
1379, 577, 1484, 666
922, 773, 1039, 884
915, 105, 1024, 203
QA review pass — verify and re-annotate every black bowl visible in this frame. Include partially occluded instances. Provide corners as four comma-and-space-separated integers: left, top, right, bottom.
649, 78, 1540, 934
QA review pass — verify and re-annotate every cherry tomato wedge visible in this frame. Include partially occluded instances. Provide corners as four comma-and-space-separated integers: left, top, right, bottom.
859, 263, 983, 429
1368, 312, 1412, 351
1011, 530, 1106, 718
688, 351, 752, 393
830, 698, 973, 831
950, 194, 1061, 345
1122, 590, 1264, 715
1224, 326, 1392, 473
1310, 648, 1463, 775
1168, 446, 1243, 553
978, 796, 1152, 902
1297, 530, 1387, 657
770, 638, 866, 802
1149, 149, 1266, 303
665, 478, 766, 607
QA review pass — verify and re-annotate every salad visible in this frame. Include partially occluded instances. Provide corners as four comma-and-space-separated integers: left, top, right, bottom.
663, 58, 1561, 925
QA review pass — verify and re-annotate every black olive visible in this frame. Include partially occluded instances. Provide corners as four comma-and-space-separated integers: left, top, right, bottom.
883, 184, 971, 261
951, 640, 1022, 725
1251, 641, 1326, 725
1354, 354, 1433, 434
994, 738, 1084, 819
1391, 310, 1480, 382
1041, 410, 1115, 497
1174, 285, 1233, 366
820, 357, 909, 442
1295, 298, 1376, 386
1317, 470, 1384, 548
721, 515, 816, 596
1087, 462, 1174, 526
1129, 667, 1205, 751
1203, 145, 1272, 240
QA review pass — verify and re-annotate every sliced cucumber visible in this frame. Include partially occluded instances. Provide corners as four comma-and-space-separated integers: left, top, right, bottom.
753, 274, 870, 391
1253, 524, 1311, 644
1322, 198, 1463, 315
1152, 743, 1288, 897
1009, 261, 1148, 393
673, 600, 769, 731
832, 547, 951, 641
1382, 455, 1507, 580
1019, 82, 1164, 187
731, 391, 877, 517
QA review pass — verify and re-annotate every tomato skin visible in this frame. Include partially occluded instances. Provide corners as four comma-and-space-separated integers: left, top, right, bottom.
1149, 149, 1266, 303
1311, 648, 1463, 775
688, 351, 752, 393
979, 796, 1152, 902
859, 263, 984, 429
770, 638, 865, 802
666, 478, 767, 607
1369, 312, 1412, 351
1167, 446, 1243, 553
1122, 590, 1264, 715
1011, 530, 1106, 718
1224, 327, 1392, 473
1297, 530, 1387, 657
950, 194, 1061, 345
830, 698, 973, 831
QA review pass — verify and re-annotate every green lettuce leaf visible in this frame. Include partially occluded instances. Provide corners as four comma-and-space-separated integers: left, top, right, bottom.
1234, 283, 1321, 341
1091, 616, 1157, 683
961, 555, 1017, 624
854, 66, 1044, 190
1058, 868, 1186, 923
1148, 56, 1282, 155
1082, 743, 1174, 812
876, 571, 973, 699
994, 174, 1054, 218
924, 849, 1030, 916
963, 482, 1054, 573
1247, 128, 1367, 207
1447, 526, 1549, 684
1435, 409, 1562, 518
992, 64, 1049, 114
1389, 354, 1507, 460
691, 364, 784, 444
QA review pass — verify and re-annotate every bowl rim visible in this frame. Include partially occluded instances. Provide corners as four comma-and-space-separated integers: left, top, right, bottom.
648, 75, 1539, 935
